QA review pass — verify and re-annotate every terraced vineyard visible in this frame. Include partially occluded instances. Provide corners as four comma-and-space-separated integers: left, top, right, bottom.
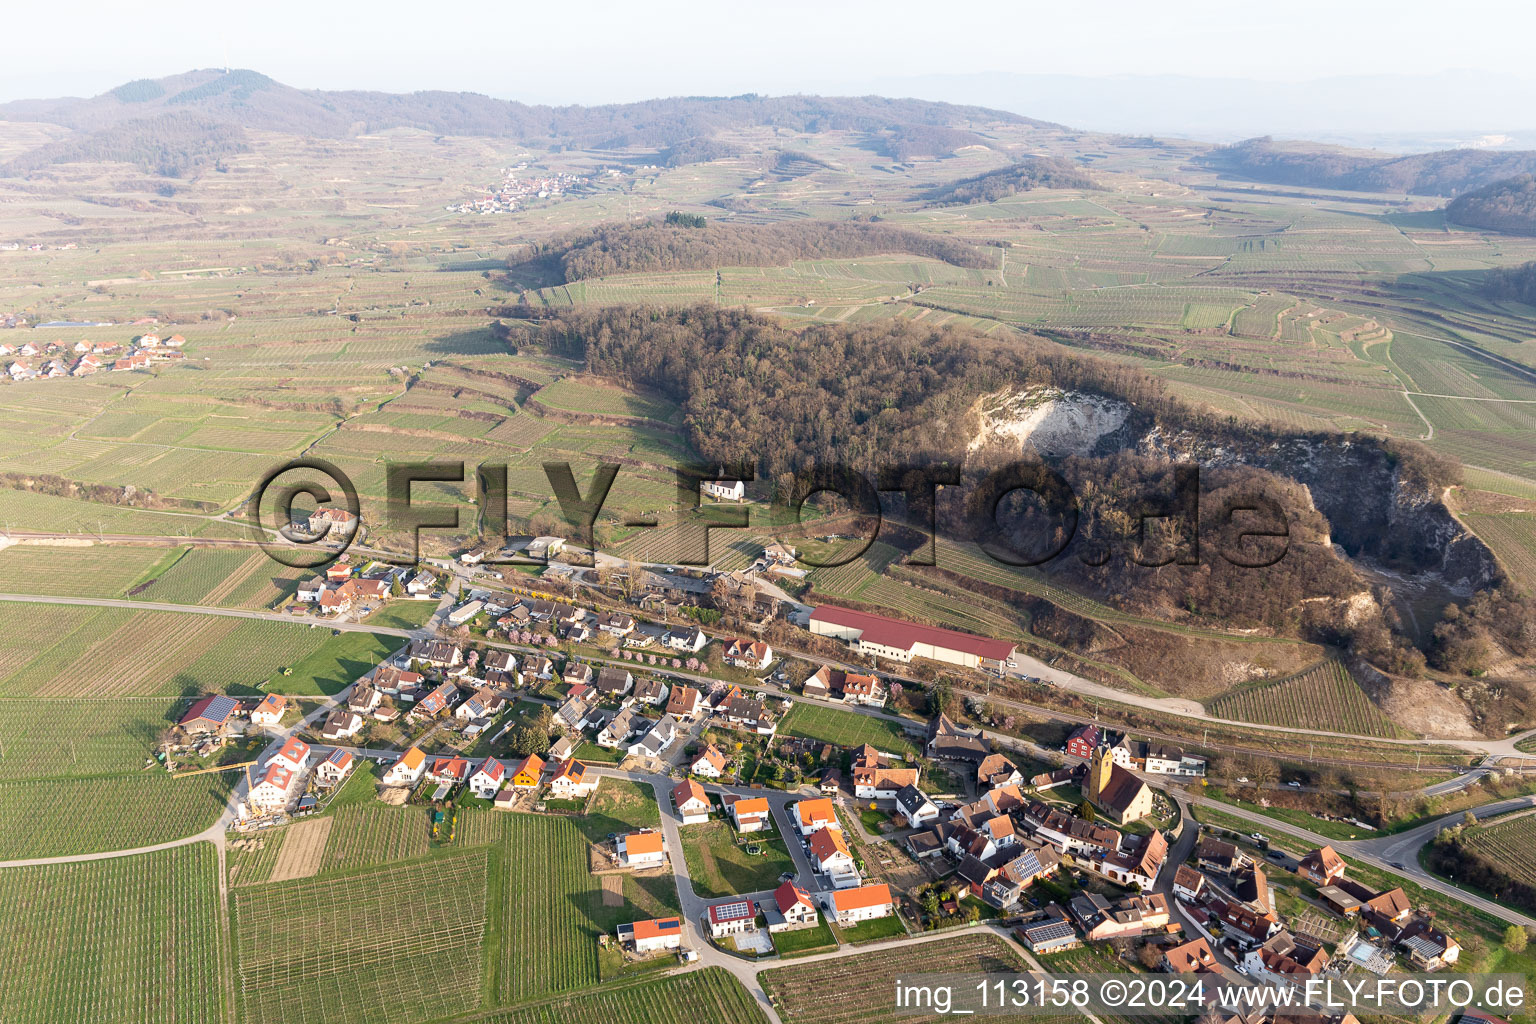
0, 843, 223, 1024
478, 969, 767, 1024
1462, 813, 1536, 887
232, 849, 490, 1024
1205, 661, 1406, 738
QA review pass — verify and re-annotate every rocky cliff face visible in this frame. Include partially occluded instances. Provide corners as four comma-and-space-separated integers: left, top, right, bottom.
969, 386, 1501, 595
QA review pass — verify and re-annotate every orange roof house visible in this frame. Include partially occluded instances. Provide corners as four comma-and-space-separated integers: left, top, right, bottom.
510, 754, 545, 788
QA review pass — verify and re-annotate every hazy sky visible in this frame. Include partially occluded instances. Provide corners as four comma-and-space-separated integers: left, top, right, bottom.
3, 0, 1533, 106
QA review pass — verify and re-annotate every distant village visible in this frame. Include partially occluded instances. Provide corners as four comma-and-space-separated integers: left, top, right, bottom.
2, 330, 186, 381
444, 165, 595, 215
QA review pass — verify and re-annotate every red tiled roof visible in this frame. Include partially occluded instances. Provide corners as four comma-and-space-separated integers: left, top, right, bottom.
811, 605, 1015, 661
831, 883, 891, 912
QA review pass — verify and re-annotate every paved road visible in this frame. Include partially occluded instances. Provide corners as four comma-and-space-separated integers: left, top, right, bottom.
1188, 789, 1536, 928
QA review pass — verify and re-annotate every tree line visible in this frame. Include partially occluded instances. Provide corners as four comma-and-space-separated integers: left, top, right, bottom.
1197, 137, 1536, 197
509, 218, 994, 282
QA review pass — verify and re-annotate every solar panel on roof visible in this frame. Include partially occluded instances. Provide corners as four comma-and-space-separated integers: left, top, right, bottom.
200, 695, 238, 720
659, 919, 681, 932
711, 900, 753, 920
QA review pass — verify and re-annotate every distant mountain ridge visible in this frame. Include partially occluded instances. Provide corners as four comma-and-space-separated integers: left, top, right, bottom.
0, 68, 1053, 176
1195, 136, 1536, 197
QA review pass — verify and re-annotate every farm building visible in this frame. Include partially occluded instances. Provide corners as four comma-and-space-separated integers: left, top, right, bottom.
180, 695, 239, 735
808, 605, 1015, 670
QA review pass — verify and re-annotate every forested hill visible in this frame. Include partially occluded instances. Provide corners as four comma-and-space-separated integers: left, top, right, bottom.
1448, 175, 1536, 235
1481, 259, 1536, 304
0, 69, 1051, 174
924, 156, 1100, 204
509, 217, 994, 282
1196, 136, 1536, 196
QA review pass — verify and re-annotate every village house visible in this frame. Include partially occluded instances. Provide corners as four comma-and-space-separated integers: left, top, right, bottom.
722, 638, 772, 671
633, 677, 669, 706
548, 759, 598, 799
428, 757, 472, 785
725, 795, 772, 833
691, 743, 728, 778
413, 680, 459, 719
269, 736, 312, 774
523, 655, 555, 682
315, 748, 355, 786
1065, 724, 1102, 759
823, 883, 892, 925
764, 881, 819, 932
1163, 936, 1219, 974
926, 713, 990, 763
664, 625, 706, 653
593, 666, 632, 698
456, 686, 505, 721
1196, 836, 1249, 875
1075, 891, 1172, 941
554, 696, 591, 733
1299, 845, 1347, 886
977, 753, 1023, 790
618, 917, 682, 954
851, 744, 919, 799
250, 693, 287, 727
548, 736, 576, 762
372, 665, 424, 699
383, 746, 427, 786
627, 715, 679, 758
1173, 864, 1208, 903
618, 830, 667, 868
347, 684, 381, 716
247, 762, 296, 813
461, 758, 502, 799
597, 707, 647, 748
666, 685, 702, 719
809, 827, 860, 888
1215, 900, 1282, 948
895, 784, 940, 827
707, 898, 757, 939
702, 479, 745, 501
1243, 931, 1330, 987
596, 612, 636, 637
409, 639, 462, 670
793, 797, 839, 835
509, 754, 544, 789
672, 779, 712, 825
320, 710, 363, 741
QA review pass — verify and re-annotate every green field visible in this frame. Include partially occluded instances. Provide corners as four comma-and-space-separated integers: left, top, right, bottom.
1204, 661, 1406, 738
0, 843, 223, 1024
232, 848, 491, 1024
777, 702, 919, 757
678, 818, 797, 897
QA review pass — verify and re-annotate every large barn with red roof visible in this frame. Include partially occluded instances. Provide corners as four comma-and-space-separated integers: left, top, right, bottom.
808, 605, 1016, 670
